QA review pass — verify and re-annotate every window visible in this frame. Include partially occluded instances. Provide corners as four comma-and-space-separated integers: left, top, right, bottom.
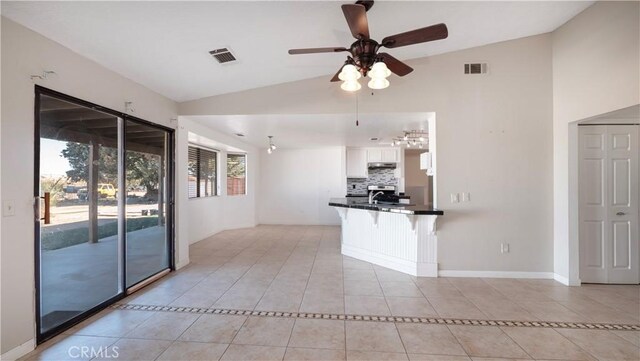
227, 153, 246, 195
188, 146, 217, 198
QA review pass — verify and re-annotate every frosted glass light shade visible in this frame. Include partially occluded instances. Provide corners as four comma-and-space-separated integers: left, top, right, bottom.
338, 64, 361, 81
368, 62, 391, 79
367, 78, 389, 90
341, 80, 362, 92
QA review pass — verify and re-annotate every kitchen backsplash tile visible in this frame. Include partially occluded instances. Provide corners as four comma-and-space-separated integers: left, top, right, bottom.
347, 168, 397, 195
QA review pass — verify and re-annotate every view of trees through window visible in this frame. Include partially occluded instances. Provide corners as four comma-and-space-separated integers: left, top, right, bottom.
227, 154, 246, 195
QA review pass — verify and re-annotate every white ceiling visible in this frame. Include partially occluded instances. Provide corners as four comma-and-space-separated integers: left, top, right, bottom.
2, 1, 593, 102
184, 112, 434, 148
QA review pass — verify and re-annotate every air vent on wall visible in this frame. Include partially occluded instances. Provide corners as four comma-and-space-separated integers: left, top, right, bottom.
209, 48, 237, 64
464, 63, 487, 74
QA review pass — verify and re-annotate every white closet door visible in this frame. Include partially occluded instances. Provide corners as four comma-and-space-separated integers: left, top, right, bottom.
579, 125, 639, 284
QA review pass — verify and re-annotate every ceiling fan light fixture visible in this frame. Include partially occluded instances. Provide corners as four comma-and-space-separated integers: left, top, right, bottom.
368, 77, 389, 90
368, 61, 391, 79
338, 64, 361, 81
341, 79, 362, 92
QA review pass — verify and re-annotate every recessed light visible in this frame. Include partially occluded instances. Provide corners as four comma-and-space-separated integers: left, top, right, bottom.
235, 133, 245, 137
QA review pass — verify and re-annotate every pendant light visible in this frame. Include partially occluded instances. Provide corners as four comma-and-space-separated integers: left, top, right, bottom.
267, 136, 276, 154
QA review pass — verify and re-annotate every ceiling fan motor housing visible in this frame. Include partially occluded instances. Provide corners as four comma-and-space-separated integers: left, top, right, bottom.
349, 39, 381, 76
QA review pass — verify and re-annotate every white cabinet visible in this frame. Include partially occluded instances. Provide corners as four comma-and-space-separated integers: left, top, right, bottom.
420, 152, 433, 175
346, 148, 368, 178
367, 148, 398, 163
367, 149, 383, 162
382, 149, 398, 162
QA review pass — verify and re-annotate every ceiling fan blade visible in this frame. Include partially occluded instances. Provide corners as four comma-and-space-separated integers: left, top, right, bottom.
330, 65, 346, 82
378, 53, 413, 76
342, 4, 370, 39
288, 47, 348, 55
381, 23, 448, 48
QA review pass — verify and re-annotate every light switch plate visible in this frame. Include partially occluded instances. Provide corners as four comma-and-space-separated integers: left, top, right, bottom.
3, 200, 16, 217
462, 192, 471, 202
450, 193, 459, 204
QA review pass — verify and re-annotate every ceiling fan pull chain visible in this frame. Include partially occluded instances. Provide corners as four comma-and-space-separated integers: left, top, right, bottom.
355, 93, 359, 126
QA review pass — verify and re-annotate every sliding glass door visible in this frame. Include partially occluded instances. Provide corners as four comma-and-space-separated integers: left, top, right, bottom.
125, 120, 170, 287
37, 93, 123, 337
35, 87, 173, 342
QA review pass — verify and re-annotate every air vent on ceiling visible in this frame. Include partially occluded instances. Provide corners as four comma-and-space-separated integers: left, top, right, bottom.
464, 63, 487, 74
209, 48, 237, 64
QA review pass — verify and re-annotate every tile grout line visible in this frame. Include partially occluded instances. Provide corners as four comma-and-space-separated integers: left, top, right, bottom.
253, 228, 312, 312
373, 263, 410, 356
297, 233, 321, 314
109, 303, 640, 332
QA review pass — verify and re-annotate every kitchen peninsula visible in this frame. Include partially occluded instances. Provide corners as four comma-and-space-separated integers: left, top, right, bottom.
329, 198, 444, 277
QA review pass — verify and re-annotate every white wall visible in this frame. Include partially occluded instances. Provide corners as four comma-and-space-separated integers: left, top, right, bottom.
180, 34, 555, 275
175, 118, 258, 269
0, 18, 178, 357
551, 1, 640, 284
258, 147, 345, 225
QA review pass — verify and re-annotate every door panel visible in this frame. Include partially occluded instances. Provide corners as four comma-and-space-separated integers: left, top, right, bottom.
612, 159, 630, 206
125, 120, 170, 288
37, 94, 123, 338
583, 159, 604, 205
584, 221, 604, 268
579, 124, 639, 284
612, 221, 631, 269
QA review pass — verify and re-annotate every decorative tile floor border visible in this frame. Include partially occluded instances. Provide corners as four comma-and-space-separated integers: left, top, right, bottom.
111, 303, 640, 332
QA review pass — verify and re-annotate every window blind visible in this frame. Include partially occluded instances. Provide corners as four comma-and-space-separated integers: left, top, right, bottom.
188, 146, 217, 198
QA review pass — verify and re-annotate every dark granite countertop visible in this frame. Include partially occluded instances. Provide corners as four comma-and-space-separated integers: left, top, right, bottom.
329, 198, 444, 215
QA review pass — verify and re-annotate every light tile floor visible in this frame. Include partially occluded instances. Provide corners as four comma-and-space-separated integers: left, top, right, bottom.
22, 225, 640, 361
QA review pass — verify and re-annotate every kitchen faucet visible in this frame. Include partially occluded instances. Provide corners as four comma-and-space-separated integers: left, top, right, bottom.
369, 191, 385, 204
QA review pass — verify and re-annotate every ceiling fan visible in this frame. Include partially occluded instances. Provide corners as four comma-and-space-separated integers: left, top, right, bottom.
288, 0, 448, 91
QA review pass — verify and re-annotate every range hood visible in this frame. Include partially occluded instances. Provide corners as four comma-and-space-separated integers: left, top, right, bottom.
367, 162, 397, 169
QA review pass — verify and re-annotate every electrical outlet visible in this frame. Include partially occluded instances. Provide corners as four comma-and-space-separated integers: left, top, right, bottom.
500, 243, 510, 254
462, 192, 471, 202
450, 193, 459, 203
3, 200, 15, 217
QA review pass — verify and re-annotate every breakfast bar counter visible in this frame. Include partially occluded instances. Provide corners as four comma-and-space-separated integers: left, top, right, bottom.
329, 198, 444, 277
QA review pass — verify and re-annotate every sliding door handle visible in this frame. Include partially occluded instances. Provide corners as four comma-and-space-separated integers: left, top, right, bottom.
36, 192, 51, 224
616, 212, 626, 216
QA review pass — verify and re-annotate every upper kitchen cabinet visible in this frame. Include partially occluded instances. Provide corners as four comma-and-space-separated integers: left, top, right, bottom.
367, 148, 399, 163
346, 148, 368, 178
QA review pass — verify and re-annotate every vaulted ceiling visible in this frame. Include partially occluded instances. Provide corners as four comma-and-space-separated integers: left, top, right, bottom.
2, 1, 593, 102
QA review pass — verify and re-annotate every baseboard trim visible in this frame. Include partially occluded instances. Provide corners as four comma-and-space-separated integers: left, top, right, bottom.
553, 273, 569, 285
438, 270, 555, 279
342, 244, 437, 277
189, 223, 258, 245
1, 339, 35, 361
